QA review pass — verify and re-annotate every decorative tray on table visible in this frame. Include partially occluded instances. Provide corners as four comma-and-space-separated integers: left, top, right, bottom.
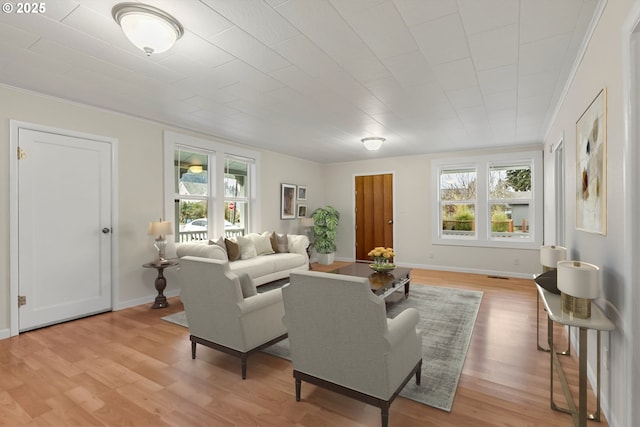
369, 263, 396, 273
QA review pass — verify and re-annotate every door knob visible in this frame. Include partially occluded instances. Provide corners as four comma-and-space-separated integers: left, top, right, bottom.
388, 220, 393, 224
102, 227, 111, 234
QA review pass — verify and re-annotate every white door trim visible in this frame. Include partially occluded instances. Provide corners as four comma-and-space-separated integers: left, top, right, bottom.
9, 120, 119, 337
622, 2, 640, 425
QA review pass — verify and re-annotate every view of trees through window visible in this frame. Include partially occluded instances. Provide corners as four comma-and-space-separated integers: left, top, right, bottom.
440, 168, 477, 236
439, 163, 532, 239
489, 164, 532, 237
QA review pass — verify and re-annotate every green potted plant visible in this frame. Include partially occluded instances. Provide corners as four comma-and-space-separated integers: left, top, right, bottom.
312, 206, 340, 264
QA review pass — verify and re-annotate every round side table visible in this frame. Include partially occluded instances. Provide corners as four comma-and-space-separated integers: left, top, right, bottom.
143, 260, 179, 309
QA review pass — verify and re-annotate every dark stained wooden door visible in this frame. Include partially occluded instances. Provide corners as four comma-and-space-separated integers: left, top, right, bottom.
355, 174, 393, 261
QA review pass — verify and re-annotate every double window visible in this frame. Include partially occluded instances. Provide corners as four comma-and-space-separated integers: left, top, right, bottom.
433, 151, 542, 249
164, 132, 260, 243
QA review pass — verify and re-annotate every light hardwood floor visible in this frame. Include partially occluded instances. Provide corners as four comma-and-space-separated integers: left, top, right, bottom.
0, 264, 608, 427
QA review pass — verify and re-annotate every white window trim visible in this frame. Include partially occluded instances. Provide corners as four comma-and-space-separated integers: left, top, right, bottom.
432, 150, 543, 249
163, 131, 261, 253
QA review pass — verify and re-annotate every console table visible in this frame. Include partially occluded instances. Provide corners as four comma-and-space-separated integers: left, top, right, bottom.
536, 284, 614, 427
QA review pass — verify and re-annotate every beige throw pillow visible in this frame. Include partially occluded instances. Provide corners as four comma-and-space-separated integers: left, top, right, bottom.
275, 233, 289, 253
237, 235, 257, 259
270, 232, 280, 253
225, 238, 241, 261
209, 237, 227, 257
250, 232, 275, 256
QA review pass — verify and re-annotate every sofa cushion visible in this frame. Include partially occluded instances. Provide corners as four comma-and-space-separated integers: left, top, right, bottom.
229, 257, 275, 279
272, 253, 307, 271
225, 238, 241, 261
176, 242, 227, 260
249, 232, 275, 256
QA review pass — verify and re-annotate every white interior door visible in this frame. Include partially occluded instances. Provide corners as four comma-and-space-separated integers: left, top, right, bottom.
18, 128, 112, 331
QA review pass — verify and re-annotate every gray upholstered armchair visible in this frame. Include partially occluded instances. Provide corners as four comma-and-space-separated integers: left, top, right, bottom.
177, 256, 287, 379
282, 270, 422, 427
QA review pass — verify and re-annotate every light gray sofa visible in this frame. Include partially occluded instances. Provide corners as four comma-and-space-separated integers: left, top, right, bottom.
176, 232, 309, 286
282, 270, 422, 427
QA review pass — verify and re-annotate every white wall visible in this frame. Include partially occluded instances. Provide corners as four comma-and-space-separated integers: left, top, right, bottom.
0, 84, 324, 333
260, 149, 327, 235
543, 1, 635, 425
323, 146, 543, 278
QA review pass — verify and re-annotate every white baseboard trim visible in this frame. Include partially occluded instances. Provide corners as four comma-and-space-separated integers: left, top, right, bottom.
0, 289, 182, 341
333, 257, 534, 280
114, 288, 180, 311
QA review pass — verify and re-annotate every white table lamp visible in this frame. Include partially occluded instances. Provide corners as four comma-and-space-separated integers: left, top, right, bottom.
557, 260, 600, 319
148, 219, 173, 262
540, 245, 567, 271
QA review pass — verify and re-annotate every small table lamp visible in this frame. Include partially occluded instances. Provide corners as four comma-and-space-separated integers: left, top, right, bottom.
557, 260, 600, 319
148, 219, 173, 263
300, 217, 314, 229
540, 245, 567, 272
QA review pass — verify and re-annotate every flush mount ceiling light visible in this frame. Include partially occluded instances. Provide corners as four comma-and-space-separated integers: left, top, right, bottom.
188, 164, 203, 174
112, 3, 184, 56
361, 137, 385, 151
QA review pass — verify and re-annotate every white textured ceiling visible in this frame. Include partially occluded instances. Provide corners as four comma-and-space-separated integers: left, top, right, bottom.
0, 0, 600, 163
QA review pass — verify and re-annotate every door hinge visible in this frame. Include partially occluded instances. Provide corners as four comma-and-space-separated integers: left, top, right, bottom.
18, 295, 26, 307
17, 147, 26, 160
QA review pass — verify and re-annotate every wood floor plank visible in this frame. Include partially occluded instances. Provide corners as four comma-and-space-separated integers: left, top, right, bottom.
0, 265, 609, 427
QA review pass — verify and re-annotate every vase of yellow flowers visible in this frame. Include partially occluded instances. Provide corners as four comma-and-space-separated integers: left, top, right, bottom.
368, 247, 396, 272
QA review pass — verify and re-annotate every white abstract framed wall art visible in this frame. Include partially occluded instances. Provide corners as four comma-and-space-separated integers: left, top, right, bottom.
576, 88, 607, 234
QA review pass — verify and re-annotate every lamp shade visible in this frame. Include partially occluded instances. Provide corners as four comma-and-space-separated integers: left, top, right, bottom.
540, 245, 567, 268
300, 217, 314, 227
148, 220, 173, 236
557, 260, 600, 299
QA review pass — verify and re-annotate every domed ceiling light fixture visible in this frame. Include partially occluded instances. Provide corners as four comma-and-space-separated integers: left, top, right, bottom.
112, 3, 184, 56
361, 137, 385, 151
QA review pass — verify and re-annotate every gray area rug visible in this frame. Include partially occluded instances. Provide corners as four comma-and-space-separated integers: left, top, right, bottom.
162, 284, 482, 412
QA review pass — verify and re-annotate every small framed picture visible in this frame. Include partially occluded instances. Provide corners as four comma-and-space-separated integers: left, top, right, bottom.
281, 183, 297, 220
297, 185, 307, 201
297, 204, 307, 218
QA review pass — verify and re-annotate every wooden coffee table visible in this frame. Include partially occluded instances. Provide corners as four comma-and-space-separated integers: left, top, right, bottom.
329, 263, 411, 301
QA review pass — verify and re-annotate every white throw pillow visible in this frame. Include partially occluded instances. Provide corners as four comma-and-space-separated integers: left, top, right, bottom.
237, 235, 257, 259
250, 232, 275, 256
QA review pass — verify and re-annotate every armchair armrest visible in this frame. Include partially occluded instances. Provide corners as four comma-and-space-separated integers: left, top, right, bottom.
238, 288, 283, 314
385, 307, 420, 348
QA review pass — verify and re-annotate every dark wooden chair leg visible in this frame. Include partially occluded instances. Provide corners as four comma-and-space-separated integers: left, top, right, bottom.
191, 340, 196, 359
295, 378, 302, 401
380, 405, 389, 427
416, 359, 422, 385
241, 355, 248, 379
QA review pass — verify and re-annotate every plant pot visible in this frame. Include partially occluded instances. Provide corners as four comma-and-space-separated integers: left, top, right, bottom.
317, 252, 335, 265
